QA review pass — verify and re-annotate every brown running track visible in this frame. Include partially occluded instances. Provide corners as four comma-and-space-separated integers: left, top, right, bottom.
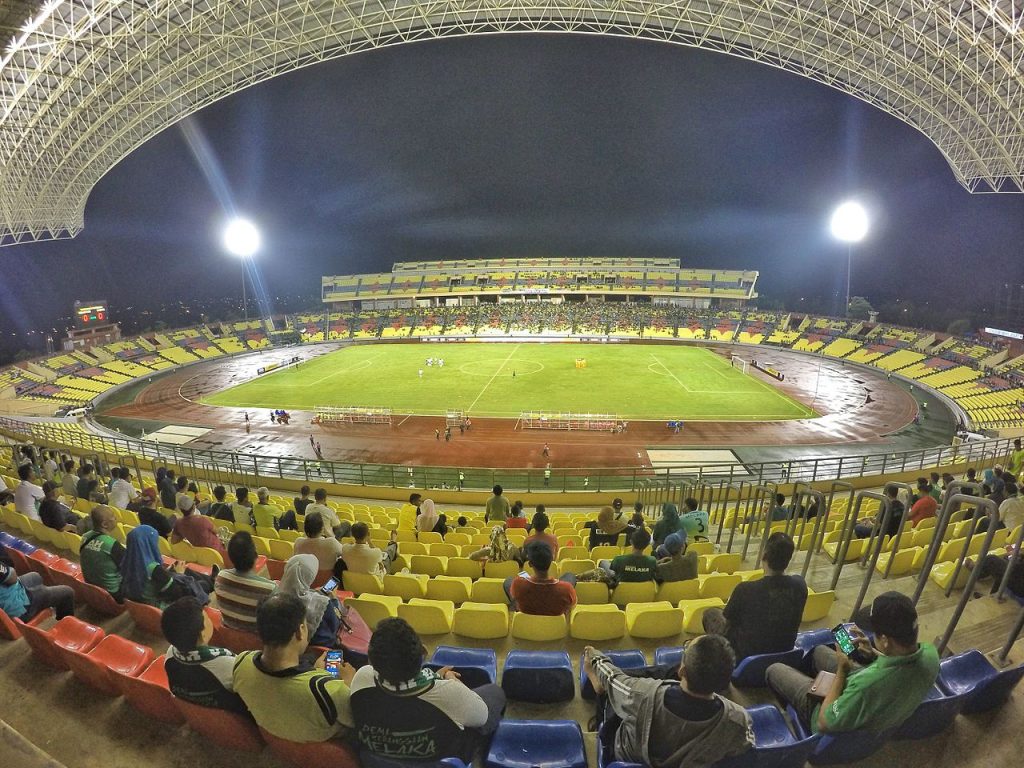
102, 341, 918, 469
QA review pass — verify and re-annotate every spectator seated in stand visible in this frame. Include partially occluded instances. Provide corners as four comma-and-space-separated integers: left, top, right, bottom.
585, 506, 632, 549
162, 596, 250, 714
80, 505, 127, 601
703, 532, 807, 661
416, 498, 444, 535
679, 497, 712, 539
965, 540, 1024, 598
253, 486, 297, 531
122, 525, 214, 609
272, 554, 349, 649
342, 522, 399, 576
766, 591, 939, 734
294, 512, 346, 579
14, 463, 45, 520
232, 593, 356, 743
655, 532, 698, 583
129, 488, 174, 538
504, 544, 577, 615
907, 478, 939, 527
215, 532, 276, 633
38, 481, 79, 532
485, 485, 511, 524
468, 526, 524, 564
351, 617, 506, 762
293, 485, 314, 517
505, 501, 528, 529
172, 493, 226, 556
523, 508, 559, 559
854, 483, 906, 539
209, 486, 234, 522
305, 488, 344, 538
230, 487, 256, 529
599, 528, 657, 584
651, 503, 687, 548
108, 467, 138, 512
584, 635, 753, 768
0, 555, 75, 622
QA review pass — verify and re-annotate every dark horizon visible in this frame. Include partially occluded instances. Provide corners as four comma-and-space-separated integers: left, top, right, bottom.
1, 33, 1022, 362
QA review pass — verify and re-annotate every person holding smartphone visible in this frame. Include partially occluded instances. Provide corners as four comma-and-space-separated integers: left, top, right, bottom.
765, 591, 939, 735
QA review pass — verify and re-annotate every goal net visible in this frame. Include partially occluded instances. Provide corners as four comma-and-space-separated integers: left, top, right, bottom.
520, 412, 621, 431
314, 406, 392, 425
730, 355, 749, 374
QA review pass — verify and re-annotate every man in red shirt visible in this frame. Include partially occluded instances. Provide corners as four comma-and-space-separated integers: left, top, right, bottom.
172, 493, 227, 556
505, 544, 577, 616
908, 479, 938, 527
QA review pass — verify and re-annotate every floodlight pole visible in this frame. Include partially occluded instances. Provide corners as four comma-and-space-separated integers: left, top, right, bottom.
844, 244, 852, 318
241, 258, 248, 322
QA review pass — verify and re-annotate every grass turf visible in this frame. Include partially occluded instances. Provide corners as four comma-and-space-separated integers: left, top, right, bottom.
201, 343, 816, 421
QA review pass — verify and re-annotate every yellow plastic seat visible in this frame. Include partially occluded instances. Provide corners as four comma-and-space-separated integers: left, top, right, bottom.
193, 547, 225, 568
570, 604, 627, 641
557, 559, 596, 577
483, 560, 520, 580
28, 519, 55, 545
425, 576, 473, 604
418, 531, 444, 545
823, 536, 867, 562
470, 534, 493, 546
680, 598, 726, 634
256, 526, 280, 540
452, 602, 510, 639
656, 579, 700, 603
444, 533, 471, 546
251, 536, 273, 558
510, 612, 568, 641
394, 530, 418, 543
575, 581, 611, 605
63, 532, 82, 555
704, 553, 742, 574
736, 569, 764, 582
559, 546, 591, 561
384, 573, 429, 600
343, 594, 401, 629
397, 599, 455, 635
935, 538, 968, 564
801, 590, 836, 623
688, 541, 715, 556
268, 539, 294, 560
158, 536, 173, 557
277, 529, 301, 542
874, 547, 920, 577
399, 541, 428, 556
929, 561, 970, 591
344, 571, 384, 596
429, 543, 460, 558
446, 558, 483, 579
410, 555, 448, 577
171, 540, 197, 562
698, 573, 742, 601
591, 545, 622, 562
470, 578, 509, 604
611, 581, 658, 608
625, 601, 684, 639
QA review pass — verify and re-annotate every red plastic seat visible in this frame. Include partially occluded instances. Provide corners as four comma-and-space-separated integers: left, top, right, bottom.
212, 622, 262, 653
259, 727, 361, 768
6, 547, 33, 574
0, 606, 49, 641
174, 697, 264, 752
78, 580, 126, 616
27, 549, 60, 582
23, 616, 105, 669
266, 558, 286, 580
65, 634, 155, 695
47, 559, 84, 592
114, 656, 185, 724
125, 599, 165, 636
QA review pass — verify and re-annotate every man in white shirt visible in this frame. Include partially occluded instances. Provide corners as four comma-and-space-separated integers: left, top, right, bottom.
999, 483, 1024, 532
341, 523, 398, 576
42, 451, 59, 483
293, 511, 345, 575
14, 464, 46, 521
109, 467, 137, 511
304, 488, 343, 535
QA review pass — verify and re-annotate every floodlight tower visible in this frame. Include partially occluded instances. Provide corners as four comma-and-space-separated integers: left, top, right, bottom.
829, 201, 869, 317
223, 218, 261, 321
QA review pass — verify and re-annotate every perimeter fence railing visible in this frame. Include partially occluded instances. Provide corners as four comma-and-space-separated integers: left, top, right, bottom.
0, 416, 1018, 496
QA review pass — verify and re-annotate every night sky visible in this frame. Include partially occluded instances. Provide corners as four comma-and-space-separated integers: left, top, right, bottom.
1, 34, 1022, 353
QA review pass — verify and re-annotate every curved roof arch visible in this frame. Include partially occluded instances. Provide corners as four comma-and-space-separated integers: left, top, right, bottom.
1, 1, 1022, 246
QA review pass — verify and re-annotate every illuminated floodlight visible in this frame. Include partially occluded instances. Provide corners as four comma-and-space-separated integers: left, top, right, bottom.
829, 201, 869, 243
222, 217, 260, 257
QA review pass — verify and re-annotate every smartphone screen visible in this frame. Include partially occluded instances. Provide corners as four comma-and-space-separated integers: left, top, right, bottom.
832, 623, 857, 655
320, 577, 338, 594
325, 650, 343, 677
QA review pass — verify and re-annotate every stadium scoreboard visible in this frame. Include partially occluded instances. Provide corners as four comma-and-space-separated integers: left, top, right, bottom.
74, 300, 110, 328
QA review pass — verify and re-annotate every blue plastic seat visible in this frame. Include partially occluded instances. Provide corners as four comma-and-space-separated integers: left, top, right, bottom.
0, 531, 17, 548
732, 648, 804, 688
937, 649, 1024, 714
793, 629, 834, 652
579, 649, 647, 700
485, 719, 586, 768
894, 685, 967, 740
787, 705, 893, 765
501, 650, 575, 703
11, 537, 37, 553
426, 645, 498, 689
362, 752, 459, 768
713, 704, 820, 768
654, 645, 684, 668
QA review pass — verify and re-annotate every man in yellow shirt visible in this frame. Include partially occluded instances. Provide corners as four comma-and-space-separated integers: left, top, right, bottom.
398, 493, 422, 530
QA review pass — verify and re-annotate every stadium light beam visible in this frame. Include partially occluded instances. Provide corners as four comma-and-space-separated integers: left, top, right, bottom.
222, 217, 260, 320
829, 201, 869, 317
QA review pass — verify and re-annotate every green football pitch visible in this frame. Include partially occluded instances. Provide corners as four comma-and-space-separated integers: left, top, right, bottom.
201, 343, 817, 420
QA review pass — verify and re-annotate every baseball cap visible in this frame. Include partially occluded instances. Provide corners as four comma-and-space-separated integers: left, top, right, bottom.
663, 531, 687, 555
176, 492, 195, 512
858, 591, 919, 644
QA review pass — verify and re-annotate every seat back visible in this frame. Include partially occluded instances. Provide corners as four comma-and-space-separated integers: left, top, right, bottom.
383, 573, 428, 600
344, 571, 384, 595
211, 622, 263, 653
510, 612, 568, 642
963, 663, 1024, 714
125, 599, 165, 635
894, 686, 967, 739
115, 656, 186, 723
611, 581, 657, 607
501, 651, 576, 703
260, 727, 360, 768
175, 697, 265, 752
808, 727, 893, 765
342, 595, 401, 630
732, 648, 804, 688
78, 580, 126, 616
483, 560, 520, 580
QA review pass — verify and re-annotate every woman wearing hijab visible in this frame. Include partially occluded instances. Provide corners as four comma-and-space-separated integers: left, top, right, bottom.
416, 498, 440, 534
273, 554, 345, 648
468, 526, 523, 564
651, 503, 687, 547
121, 525, 213, 608
584, 506, 630, 549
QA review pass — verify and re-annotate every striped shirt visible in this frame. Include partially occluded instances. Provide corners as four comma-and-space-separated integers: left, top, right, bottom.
214, 569, 276, 631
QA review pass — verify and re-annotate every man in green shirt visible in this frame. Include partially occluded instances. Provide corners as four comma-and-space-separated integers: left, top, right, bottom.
485, 484, 510, 523
602, 528, 657, 583
1008, 438, 1024, 479
80, 505, 126, 601
766, 591, 939, 734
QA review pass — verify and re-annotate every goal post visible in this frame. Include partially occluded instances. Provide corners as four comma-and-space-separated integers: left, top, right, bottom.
730, 355, 749, 374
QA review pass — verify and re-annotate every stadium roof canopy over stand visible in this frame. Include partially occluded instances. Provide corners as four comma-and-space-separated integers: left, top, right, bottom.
1, 1, 1023, 246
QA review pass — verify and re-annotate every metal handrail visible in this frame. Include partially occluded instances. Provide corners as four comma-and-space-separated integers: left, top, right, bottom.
848, 490, 902, 617
910, 484, 983, 606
